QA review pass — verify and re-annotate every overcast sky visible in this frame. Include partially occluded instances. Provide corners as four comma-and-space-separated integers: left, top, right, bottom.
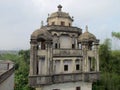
0, 0, 120, 50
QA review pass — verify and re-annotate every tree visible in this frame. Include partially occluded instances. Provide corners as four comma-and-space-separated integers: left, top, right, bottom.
0, 50, 34, 90
112, 32, 120, 39
99, 38, 111, 72
93, 38, 120, 90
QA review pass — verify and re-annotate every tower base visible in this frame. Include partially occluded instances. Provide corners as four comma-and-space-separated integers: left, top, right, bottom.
36, 81, 92, 90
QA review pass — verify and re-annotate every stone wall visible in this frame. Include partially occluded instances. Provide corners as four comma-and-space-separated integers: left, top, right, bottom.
36, 81, 92, 90
0, 73, 14, 90
0, 60, 14, 90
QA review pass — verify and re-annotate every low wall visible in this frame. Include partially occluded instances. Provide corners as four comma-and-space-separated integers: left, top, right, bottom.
0, 60, 14, 90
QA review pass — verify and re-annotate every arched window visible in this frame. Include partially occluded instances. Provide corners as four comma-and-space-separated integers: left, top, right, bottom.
41, 41, 45, 50
61, 21, 65, 26
52, 22, 55, 25
55, 43, 57, 49
72, 36, 75, 49
69, 23, 71, 27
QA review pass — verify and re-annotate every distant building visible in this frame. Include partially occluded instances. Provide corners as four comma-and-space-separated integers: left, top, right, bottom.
0, 60, 14, 90
29, 5, 100, 90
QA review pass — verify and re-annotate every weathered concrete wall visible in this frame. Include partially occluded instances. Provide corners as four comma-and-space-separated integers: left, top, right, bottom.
0, 73, 14, 90
0, 60, 14, 90
36, 81, 92, 90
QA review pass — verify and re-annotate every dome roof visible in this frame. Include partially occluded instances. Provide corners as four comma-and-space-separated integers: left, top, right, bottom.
31, 28, 52, 41
47, 5, 73, 21
78, 26, 96, 42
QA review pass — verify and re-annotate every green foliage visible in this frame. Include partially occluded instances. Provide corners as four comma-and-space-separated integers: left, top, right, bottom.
112, 32, 120, 39
0, 50, 34, 90
99, 39, 112, 72
93, 39, 120, 90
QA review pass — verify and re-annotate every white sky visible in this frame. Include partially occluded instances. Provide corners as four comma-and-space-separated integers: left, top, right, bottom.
0, 0, 120, 50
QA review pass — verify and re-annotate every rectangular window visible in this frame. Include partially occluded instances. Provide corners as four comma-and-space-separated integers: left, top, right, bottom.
69, 23, 71, 26
61, 21, 65, 26
41, 41, 45, 50
64, 65, 68, 71
76, 64, 80, 70
72, 44, 75, 49
52, 22, 55, 25
76, 87, 81, 90
55, 43, 57, 49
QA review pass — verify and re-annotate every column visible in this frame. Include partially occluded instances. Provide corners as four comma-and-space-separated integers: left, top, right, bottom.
94, 40, 99, 72
75, 38, 78, 49
86, 56, 89, 72
30, 39, 38, 75
49, 42, 53, 75
80, 59, 83, 72
72, 59, 75, 73
45, 42, 50, 75
60, 59, 63, 73
96, 45, 99, 71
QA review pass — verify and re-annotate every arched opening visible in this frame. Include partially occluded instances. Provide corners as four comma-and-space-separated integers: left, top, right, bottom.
53, 33, 59, 49
61, 21, 65, 26
37, 38, 46, 50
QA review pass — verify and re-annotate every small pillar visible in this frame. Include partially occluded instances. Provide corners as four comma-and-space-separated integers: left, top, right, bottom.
30, 39, 38, 75
94, 40, 99, 71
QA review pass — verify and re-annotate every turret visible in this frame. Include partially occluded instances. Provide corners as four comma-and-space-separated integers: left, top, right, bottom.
47, 5, 73, 26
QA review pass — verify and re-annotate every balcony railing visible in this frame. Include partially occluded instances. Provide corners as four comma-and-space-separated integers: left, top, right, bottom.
0, 67, 14, 84
37, 50, 47, 56
29, 75, 52, 87
53, 73, 83, 83
29, 72, 100, 87
53, 49, 82, 57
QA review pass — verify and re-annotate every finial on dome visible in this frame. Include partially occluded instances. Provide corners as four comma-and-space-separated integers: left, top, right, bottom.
85, 25, 88, 32
58, 4, 62, 11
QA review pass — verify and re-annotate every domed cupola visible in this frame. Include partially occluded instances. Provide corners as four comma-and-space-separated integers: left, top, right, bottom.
31, 28, 52, 41
47, 5, 73, 26
78, 25, 96, 43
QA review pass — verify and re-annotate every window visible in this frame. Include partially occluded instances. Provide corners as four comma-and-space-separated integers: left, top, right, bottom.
64, 65, 68, 71
59, 43, 60, 48
55, 43, 57, 49
61, 21, 65, 26
76, 64, 80, 70
52, 22, 55, 25
69, 23, 71, 26
41, 41, 45, 50
79, 44, 82, 49
76, 87, 81, 90
72, 44, 75, 49
38, 56, 45, 75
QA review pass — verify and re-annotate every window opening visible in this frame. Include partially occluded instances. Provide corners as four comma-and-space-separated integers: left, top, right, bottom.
61, 21, 65, 26
76, 87, 81, 90
52, 22, 55, 25
64, 65, 68, 71
76, 64, 80, 70
41, 41, 45, 50
72, 44, 75, 49
69, 23, 71, 26
55, 43, 57, 49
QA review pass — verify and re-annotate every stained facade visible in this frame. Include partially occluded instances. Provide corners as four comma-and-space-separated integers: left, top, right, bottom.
29, 5, 100, 90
